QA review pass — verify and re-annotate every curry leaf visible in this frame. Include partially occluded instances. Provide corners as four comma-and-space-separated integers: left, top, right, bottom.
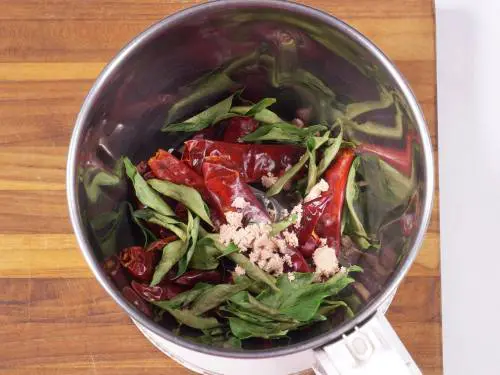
148, 179, 213, 227
279, 280, 354, 322
229, 292, 297, 323
344, 157, 372, 249
233, 275, 267, 295
228, 317, 293, 340
193, 333, 242, 349
189, 237, 220, 270
317, 124, 343, 176
244, 97, 277, 117
266, 132, 329, 197
216, 242, 239, 259
162, 93, 236, 132
164, 307, 220, 330
134, 208, 186, 242
154, 283, 213, 310
277, 269, 358, 322
190, 280, 251, 316
231, 106, 283, 124
270, 213, 298, 236
242, 123, 327, 144
150, 240, 188, 286
266, 153, 308, 197
256, 272, 315, 309
305, 131, 331, 194
176, 214, 200, 277
126, 202, 157, 246
202, 235, 279, 292
227, 252, 279, 292
123, 157, 174, 216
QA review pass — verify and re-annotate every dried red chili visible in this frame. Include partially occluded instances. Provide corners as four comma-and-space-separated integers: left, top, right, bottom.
289, 251, 312, 273
173, 270, 222, 286
119, 246, 158, 283
202, 161, 270, 224
299, 232, 322, 258
192, 126, 220, 141
223, 116, 259, 143
102, 255, 129, 290
148, 149, 206, 193
316, 148, 356, 253
183, 140, 303, 183
131, 280, 185, 302
296, 195, 332, 251
122, 286, 153, 317
145, 236, 178, 252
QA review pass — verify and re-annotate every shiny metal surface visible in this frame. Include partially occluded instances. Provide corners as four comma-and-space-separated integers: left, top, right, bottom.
67, 0, 434, 359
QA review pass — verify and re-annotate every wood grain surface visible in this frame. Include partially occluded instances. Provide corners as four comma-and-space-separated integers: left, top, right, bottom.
0, 1, 440, 374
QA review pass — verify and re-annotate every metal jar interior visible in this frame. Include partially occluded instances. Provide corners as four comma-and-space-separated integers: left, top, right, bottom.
67, 0, 433, 359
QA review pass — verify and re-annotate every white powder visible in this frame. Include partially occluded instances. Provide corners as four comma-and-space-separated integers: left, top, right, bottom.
224, 211, 243, 228
234, 265, 246, 276
219, 224, 235, 246
290, 203, 303, 229
249, 251, 259, 264
232, 197, 250, 209
304, 179, 329, 202
218, 204, 301, 276
261, 253, 284, 275
220, 221, 273, 252
261, 172, 278, 188
287, 272, 296, 281
313, 245, 339, 277
283, 254, 293, 267
254, 236, 278, 254
283, 230, 299, 248
273, 237, 288, 253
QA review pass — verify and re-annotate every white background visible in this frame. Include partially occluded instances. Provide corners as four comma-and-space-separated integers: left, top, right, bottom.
436, 0, 500, 374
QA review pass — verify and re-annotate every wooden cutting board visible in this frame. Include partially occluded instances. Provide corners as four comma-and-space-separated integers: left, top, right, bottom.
0, 1, 440, 374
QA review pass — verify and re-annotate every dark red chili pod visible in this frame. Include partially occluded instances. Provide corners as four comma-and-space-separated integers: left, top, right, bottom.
145, 236, 178, 252
174, 203, 189, 222
131, 280, 185, 302
299, 233, 321, 258
203, 161, 271, 225
148, 149, 206, 193
297, 195, 331, 248
192, 126, 220, 141
174, 270, 223, 286
184, 139, 303, 183
102, 255, 129, 290
289, 251, 312, 273
136, 160, 150, 176
316, 148, 356, 253
119, 246, 156, 282
122, 286, 152, 317
223, 116, 259, 143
